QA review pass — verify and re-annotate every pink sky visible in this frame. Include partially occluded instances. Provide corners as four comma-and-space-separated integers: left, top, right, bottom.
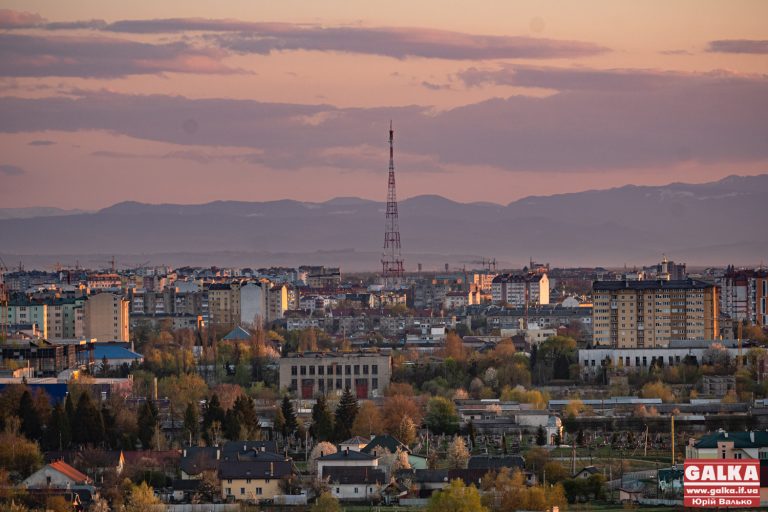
1, 1, 767, 208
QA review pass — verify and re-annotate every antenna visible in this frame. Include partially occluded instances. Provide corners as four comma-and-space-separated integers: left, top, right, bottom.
381, 121, 404, 288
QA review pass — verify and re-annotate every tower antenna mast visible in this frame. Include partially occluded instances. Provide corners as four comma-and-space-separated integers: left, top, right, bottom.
381, 121, 404, 288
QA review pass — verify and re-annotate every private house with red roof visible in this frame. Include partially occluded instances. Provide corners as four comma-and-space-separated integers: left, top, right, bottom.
22, 460, 92, 489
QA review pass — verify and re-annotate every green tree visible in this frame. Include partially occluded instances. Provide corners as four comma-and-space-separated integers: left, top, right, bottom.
44, 402, 70, 450
137, 400, 159, 449
73, 392, 104, 446
311, 395, 334, 442
101, 404, 118, 449
225, 395, 260, 440
281, 395, 298, 437
184, 402, 199, 445
536, 425, 546, 446
202, 394, 225, 445
18, 390, 42, 440
426, 396, 459, 435
125, 481, 161, 512
312, 491, 341, 512
427, 478, 487, 512
333, 388, 359, 441
64, 393, 75, 429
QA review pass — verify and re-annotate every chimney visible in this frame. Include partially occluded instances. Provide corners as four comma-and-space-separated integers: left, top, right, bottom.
243, 444, 247, 452
261, 446, 265, 452
345, 447, 349, 456
270, 462, 274, 476
750, 432, 755, 443
216, 449, 220, 460
183, 449, 186, 457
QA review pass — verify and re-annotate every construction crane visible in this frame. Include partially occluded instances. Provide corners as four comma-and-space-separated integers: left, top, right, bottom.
461, 258, 498, 273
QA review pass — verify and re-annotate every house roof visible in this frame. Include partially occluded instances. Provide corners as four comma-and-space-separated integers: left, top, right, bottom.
223, 326, 253, 341
319, 449, 377, 461
49, 461, 90, 484
324, 467, 386, 485
221, 441, 278, 461
694, 431, 768, 449
172, 479, 202, 491
341, 436, 371, 446
575, 465, 600, 476
181, 447, 219, 476
218, 460, 294, 480
92, 344, 143, 360
468, 455, 525, 470
395, 469, 448, 483
361, 435, 408, 455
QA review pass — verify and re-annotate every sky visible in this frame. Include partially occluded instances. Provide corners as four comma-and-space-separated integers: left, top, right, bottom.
0, 0, 767, 209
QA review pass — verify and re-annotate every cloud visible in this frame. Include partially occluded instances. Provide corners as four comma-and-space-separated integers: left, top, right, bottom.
0, 72, 766, 173
0, 33, 239, 77
707, 39, 768, 54
0, 164, 25, 175
28, 140, 55, 146
0, 9, 45, 28
0, 12, 606, 61
660, 49, 693, 56
457, 64, 759, 91
421, 81, 452, 91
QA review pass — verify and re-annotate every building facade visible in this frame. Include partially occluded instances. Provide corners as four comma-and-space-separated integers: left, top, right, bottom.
592, 279, 718, 348
84, 293, 130, 342
491, 273, 549, 306
279, 352, 392, 399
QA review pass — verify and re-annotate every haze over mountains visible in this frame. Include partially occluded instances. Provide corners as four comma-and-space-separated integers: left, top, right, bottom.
1, 174, 766, 271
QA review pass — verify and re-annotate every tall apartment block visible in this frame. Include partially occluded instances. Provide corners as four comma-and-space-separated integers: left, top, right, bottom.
592, 279, 718, 348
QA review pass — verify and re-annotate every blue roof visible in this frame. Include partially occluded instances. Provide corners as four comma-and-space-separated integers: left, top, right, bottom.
92, 344, 143, 360
223, 326, 252, 341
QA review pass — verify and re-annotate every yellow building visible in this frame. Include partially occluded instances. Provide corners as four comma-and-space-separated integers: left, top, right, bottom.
219, 452, 296, 503
592, 279, 718, 348
207, 282, 242, 327
83, 293, 130, 342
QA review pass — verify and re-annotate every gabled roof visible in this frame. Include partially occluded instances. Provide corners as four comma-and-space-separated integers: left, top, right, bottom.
468, 455, 525, 470
694, 431, 768, 449
49, 461, 90, 484
575, 466, 600, 477
92, 344, 142, 360
341, 436, 371, 446
221, 441, 278, 460
324, 467, 386, 485
361, 435, 408, 455
218, 460, 294, 480
223, 326, 253, 341
319, 449, 377, 461
181, 447, 219, 476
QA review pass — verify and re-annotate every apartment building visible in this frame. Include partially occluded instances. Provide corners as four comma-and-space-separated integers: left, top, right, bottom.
491, 273, 549, 306
279, 352, 392, 399
84, 292, 130, 342
592, 279, 718, 348
718, 268, 768, 327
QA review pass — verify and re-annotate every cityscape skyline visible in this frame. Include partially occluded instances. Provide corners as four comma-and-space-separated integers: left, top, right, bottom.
1, 1, 767, 208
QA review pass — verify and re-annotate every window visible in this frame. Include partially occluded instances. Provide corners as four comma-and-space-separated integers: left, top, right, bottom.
354, 487, 359, 494
372, 364, 378, 375
227, 479, 233, 484
354, 365, 360, 375
300, 366, 307, 375
372, 378, 378, 389
256, 488, 263, 495
309, 366, 315, 376
345, 365, 351, 374
336, 379, 342, 389
246, 479, 251, 484
363, 365, 369, 374
226, 487, 231, 495
240, 488, 245, 495
345, 378, 351, 389
318, 366, 324, 375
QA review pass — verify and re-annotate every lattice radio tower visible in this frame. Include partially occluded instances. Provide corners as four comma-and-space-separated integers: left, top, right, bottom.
381, 121, 404, 288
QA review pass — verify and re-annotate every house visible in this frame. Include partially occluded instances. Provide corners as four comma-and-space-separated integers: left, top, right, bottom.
220, 440, 279, 461
219, 451, 296, 503
91, 343, 143, 369
123, 450, 180, 478
361, 435, 409, 457
686, 430, 768, 460
317, 448, 379, 480
468, 455, 525, 472
171, 479, 202, 503
22, 460, 91, 489
325, 467, 386, 502
340, 436, 371, 453
619, 486, 643, 503
573, 465, 600, 479
181, 447, 220, 479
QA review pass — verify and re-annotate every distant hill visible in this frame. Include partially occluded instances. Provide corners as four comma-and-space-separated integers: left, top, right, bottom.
0, 207, 89, 220
1, 174, 766, 270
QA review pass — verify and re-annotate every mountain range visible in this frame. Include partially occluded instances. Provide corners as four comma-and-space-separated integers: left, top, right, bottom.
1, 174, 766, 271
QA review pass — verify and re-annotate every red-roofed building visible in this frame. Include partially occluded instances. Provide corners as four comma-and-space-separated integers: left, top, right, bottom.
22, 460, 91, 489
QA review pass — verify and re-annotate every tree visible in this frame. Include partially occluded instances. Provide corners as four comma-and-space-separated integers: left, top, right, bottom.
427, 478, 487, 512
383, 394, 423, 434
447, 436, 470, 469
125, 481, 161, 512
640, 381, 676, 403
309, 441, 337, 475
101, 404, 118, 449
44, 402, 71, 450
73, 392, 104, 446
0, 418, 43, 477
184, 402, 199, 445
18, 390, 42, 441
394, 415, 417, 446
231, 394, 260, 440
311, 396, 334, 442
444, 332, 467, 361
202, 394, 225, 445
281, 395, 298, 437
426, 396, 459, 435
333, 388, 359, 441
536, 425, 547, 446
137, 400, 159, 449
312, 491, 341, 512
351, 401, 382, 436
